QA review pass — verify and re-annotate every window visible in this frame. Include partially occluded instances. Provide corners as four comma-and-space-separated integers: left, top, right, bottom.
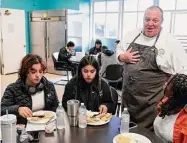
94, 14, 105, 38
176, 0, 187, 10
138, 0, 153, 11
123, 13, 137, 34
94, 2, 106, 12
123, 0, 153, 36
124, 0, 138, 12
137, 12, 144, 28
162, 12, 172, 33
107, 1, 119, 12
159, 0, 176, 10
174, 13, 187, 35
93, 0, 119, 39
106, 13, 118, 38
68, 15, 83, 37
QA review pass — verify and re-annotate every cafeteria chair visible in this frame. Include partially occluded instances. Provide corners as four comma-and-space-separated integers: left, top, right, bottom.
110, 86, 121, 116
102, 64, 123, 89
52, 52, 72, 85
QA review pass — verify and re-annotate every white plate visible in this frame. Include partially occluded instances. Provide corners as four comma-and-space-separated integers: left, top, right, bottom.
113, 133, 152, 143
27, 110, 56, 124
87, 111, 112, 126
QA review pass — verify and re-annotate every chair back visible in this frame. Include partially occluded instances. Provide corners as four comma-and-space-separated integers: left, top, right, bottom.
105, 64, 123, 80
52, 52, 59, 69
110, 86, 118, 115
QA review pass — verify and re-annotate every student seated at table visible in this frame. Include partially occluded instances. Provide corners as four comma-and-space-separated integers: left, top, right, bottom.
1, 54, 59, 124
62, 55, 115, 113
88, 39, 102, 55
58, 41, 77, 76
154, 74, 187, 143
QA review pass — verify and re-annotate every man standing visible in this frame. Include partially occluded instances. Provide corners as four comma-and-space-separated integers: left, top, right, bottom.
117, 6, 187, 130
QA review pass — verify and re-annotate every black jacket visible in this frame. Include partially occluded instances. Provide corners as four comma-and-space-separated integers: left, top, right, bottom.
103, 49, 114, 56
1, 77, 59, 124
62, 77, 115, 113
89, 47, 101, 55
58, 46, 72, 62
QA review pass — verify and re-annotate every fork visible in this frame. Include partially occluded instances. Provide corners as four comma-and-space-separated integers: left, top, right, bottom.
46, 116, 54, 125
91, 113, 101, 118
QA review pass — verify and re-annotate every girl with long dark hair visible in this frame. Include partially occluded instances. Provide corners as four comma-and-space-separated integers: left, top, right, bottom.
62, 55, 114, 113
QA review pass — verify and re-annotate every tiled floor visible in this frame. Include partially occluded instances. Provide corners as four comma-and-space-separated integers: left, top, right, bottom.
0, 73, 69, 101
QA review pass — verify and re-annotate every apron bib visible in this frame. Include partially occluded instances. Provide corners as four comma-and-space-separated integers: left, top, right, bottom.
122, 32, 169, 130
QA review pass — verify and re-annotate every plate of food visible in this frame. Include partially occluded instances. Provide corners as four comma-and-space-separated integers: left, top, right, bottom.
87, 111, 112, 126
113, 133, 152, 143
27, 110, 56, 124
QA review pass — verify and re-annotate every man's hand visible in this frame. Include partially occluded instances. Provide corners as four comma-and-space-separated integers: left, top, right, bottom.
119, 47, 140, 64
70, 50, 75, 56
18, 107, 32, 118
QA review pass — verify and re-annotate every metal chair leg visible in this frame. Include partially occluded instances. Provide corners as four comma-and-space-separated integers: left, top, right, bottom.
66, 71, 69, 81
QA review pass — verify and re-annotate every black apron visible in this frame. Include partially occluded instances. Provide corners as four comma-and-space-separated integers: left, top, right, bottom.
122, 32, 170, 130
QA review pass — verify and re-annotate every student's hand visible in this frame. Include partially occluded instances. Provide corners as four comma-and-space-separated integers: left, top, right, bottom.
119, 47, 140, 64
18, 107, 32, 118
99, 105, 108, 114
70, 50, 75, 56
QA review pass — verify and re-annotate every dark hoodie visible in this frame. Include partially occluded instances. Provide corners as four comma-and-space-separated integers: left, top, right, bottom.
101, 45, 114, 56
89, 39, 102, 55
62, 76, 115, 113
103, 49, 114, 56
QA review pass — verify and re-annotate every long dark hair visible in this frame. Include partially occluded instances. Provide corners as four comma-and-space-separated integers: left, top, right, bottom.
77, 55, 100, 92
159, 74, 187, 118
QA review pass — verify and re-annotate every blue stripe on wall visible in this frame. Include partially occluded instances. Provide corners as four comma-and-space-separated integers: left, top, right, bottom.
25, 12, 30, 54
1, 0, 79, 11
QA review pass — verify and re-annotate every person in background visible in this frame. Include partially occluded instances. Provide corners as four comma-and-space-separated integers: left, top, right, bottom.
114, 40, 120, 50
62, 56, 115, 114
117, 5, 187, 130
99, 46, 117, 77
154, 74, 187, 143
1, 54, 58, 124
89, 39, 102, 55
58, 41, 77, 76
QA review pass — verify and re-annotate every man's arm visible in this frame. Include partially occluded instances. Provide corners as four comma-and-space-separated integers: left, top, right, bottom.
169, 36, 187, 74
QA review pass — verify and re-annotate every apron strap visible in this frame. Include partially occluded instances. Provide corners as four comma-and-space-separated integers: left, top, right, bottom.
131, 30, 161, 46
131, 33, 141, 44
153, 31, 161, 46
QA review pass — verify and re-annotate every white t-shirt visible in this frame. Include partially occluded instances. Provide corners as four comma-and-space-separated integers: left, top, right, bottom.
31, 90, 45, 112
154, 113, 179, 143
117, 28, 187, 75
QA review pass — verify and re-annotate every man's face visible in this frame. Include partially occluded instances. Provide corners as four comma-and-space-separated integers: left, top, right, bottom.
143, 9, 162, 37
96, 44, 101, 49
68, 46, 75, 52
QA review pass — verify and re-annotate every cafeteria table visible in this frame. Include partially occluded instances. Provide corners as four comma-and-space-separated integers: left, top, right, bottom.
18, 117, 166, 143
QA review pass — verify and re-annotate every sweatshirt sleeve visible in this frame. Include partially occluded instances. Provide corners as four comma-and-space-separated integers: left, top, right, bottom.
62, 81, 76, 111
100, 79, 115, 114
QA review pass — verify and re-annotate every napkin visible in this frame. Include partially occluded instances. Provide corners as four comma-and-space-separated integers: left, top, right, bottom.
26, 121, 55, 132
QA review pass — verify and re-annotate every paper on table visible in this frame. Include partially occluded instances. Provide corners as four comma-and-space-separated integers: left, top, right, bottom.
26, 121, 55, 132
